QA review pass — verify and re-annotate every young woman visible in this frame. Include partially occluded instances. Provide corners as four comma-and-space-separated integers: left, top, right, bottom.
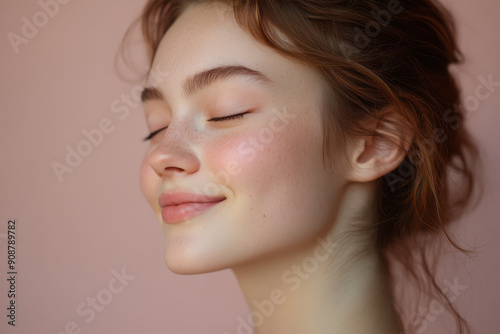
131, 0, 477, 333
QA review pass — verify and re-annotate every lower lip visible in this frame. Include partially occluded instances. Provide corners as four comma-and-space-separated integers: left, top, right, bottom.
161, 200, 225, 224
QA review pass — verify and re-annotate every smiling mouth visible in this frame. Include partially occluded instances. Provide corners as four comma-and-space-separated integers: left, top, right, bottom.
161, 199, 225, 224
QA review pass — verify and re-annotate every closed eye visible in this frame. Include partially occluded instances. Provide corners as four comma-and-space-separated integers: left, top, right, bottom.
143, 111, 250, 141
143, 126, 168, 142
208, 111, 250, 122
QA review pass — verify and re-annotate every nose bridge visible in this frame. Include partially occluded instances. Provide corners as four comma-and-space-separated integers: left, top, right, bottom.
163, 115, 192, 145
148, 116, 201, 177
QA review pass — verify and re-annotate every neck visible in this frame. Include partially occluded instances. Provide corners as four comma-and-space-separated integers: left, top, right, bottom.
230, 182, 404, 334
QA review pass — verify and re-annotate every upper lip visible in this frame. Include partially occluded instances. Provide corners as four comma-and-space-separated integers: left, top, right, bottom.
158, 192, 226, 208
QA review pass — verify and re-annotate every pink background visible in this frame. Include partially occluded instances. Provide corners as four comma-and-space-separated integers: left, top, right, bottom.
0, 0, 498, 333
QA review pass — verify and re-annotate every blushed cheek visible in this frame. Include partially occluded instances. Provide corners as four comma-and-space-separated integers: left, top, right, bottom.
204, 129, 294, 191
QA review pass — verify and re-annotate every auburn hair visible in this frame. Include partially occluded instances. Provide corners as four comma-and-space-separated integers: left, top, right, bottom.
127, 0, 479, 332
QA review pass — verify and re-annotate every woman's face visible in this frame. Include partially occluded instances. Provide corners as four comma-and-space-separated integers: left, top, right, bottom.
139, 2, 347, 274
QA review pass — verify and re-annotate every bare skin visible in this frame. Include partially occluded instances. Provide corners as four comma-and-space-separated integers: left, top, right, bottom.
139, 2, 409, 333
231, 181, 404, 334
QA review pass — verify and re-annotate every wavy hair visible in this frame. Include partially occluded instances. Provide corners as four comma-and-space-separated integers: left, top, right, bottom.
126, 0, 479, 332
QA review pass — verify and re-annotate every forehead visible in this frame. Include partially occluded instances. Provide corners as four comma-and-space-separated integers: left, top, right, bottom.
147, 2, 324, 103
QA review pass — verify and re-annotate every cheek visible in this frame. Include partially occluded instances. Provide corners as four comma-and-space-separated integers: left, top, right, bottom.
207, 126, 336, 263
206, 117, 335, 226
205, 120, 324, 209
205, 129, 288, 190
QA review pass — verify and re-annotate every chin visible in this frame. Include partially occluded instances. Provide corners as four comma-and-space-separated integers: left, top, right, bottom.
164, 248, 232, 275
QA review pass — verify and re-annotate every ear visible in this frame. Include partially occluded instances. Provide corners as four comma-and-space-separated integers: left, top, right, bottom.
345, 110, 414, 183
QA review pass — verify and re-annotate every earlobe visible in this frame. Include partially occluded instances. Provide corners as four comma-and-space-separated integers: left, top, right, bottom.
346, 113, 414, 183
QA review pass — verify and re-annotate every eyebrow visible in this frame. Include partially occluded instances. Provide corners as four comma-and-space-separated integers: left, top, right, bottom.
141, 65, 273, 103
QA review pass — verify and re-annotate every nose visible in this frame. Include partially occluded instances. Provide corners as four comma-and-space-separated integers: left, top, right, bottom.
147, 119, 201, 178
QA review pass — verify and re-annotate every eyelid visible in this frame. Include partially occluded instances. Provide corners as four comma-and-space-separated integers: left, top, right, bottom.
143, 125, 168, 142
142, 111, 251, 141
208, 111, 250, 122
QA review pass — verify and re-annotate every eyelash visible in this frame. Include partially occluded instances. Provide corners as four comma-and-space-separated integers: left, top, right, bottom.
143, 126, 168, 141
142, 111, 249, 141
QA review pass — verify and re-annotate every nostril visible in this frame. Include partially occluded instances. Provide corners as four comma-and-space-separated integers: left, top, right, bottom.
164, 166, 185, 173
